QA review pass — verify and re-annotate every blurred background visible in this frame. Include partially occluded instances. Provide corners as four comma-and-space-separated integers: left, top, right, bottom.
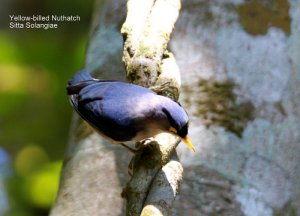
0, 0, 93, 215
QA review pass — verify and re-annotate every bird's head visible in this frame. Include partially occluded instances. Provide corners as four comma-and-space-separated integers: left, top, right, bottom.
162, 103, 195, 152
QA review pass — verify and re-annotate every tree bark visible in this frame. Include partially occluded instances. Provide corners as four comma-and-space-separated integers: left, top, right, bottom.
50, 1, 129, 215
50, 0, 300, 215
120, 1, 184, 215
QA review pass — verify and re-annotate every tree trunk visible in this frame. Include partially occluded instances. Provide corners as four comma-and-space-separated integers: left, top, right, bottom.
50, 0, 300, 215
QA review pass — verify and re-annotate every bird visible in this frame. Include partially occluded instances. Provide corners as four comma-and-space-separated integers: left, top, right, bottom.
67, 70, 195, 152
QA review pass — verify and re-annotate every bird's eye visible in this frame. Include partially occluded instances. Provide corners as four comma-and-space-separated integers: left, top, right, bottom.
169, 126, 177, 134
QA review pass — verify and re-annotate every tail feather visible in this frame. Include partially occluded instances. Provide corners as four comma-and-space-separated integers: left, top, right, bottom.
68, 70, 94, 86
67, 70, 96, 95
67, 80, 96, 95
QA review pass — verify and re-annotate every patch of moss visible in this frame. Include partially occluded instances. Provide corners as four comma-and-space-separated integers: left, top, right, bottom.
274, 101, 287, 116
184, 1, 217, 25
236, 0, 291, 35
274, 202, 298, 216
197, 79, 254, 137
126, 63, 137, 80
75, 119, 94, 141
136, 43, 153, 58
181, 84, 194, 107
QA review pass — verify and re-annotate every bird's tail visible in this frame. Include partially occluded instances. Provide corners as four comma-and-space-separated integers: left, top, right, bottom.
67, 70, 96, 95
68, 70, 94, 86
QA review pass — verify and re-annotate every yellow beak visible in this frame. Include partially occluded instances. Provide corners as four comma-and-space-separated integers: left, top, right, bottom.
182, 137, 195, 152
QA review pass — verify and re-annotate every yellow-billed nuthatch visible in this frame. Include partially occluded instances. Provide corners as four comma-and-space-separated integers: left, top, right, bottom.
67, 71, 195, 152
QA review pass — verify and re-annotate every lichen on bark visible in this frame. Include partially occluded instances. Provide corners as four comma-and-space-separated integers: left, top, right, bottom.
183, 79, 255, 137
236, 0, 291, 35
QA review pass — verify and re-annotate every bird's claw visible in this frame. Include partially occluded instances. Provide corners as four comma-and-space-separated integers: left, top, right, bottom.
128, 158, 134, 176
120, 143, 139, 153
120, 137, 156, 154
137, 137, 155, 147
127, 138, 157, 176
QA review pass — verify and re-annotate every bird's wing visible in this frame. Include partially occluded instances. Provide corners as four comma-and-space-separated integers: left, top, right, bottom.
78, 81, 154, 100
68, 79, 166, 141
73, 82, 157, 141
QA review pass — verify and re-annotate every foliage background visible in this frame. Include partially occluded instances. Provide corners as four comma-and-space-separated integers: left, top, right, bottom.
0, 0, 93, 215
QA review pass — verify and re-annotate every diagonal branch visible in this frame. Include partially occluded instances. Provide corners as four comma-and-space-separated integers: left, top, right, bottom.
121, 0, 181, 91
121, 0, 183, 215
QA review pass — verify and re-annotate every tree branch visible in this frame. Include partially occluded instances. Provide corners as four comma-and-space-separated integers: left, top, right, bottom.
121, 0, 183, 215
49, 1, 129, 215
122, 134, 182, 216
50, 0, 183, 215
141, 151, 183, 216
121, 0, 181, 91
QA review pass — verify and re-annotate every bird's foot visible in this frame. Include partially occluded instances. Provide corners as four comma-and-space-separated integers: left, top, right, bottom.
128, 158, 135, 176
137, 137, 155, 148
120, 143, 139, 153
120, 143, 140, 176
127, 138, 156, 176
120, 138, 155, 154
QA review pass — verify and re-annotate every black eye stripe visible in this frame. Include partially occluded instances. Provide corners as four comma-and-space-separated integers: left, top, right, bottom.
162, 108, 176, 128
177, 123, 188, 137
